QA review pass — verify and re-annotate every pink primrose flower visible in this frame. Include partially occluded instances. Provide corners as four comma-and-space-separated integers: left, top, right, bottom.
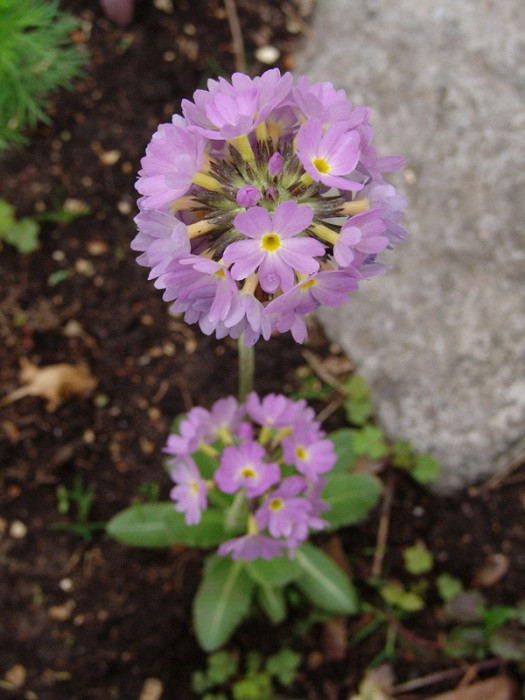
170, 456, 208, 525
224, 201, 321, 293
215, 441, 281, 498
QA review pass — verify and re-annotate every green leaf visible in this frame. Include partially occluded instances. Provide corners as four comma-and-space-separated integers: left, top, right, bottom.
193, 555, 254, 651
294, 541, 358, 614
380, 582, 425, 612
391, 439, 414, 470
232, 673, 273, 700
446, 625, 486, 659
437, 573, 463, 602
482, 605, 517, 634
344, 396, 374, 426
245, 554, 302, 587
351, 425, 389, 460
3, 217, 40, 253
256, 583, 287, 624
322, 472, 382, 530
342, 373, 374, 426
265, 648, 301, 686
193, 449, 220, 479
0, 200, 16, 233
106, 502, 229, 548
489, 628, 525, 662
412, 453, 441, 483
327, 429, 358, 473
205, 650, 239, 686
403, 541, 434, 575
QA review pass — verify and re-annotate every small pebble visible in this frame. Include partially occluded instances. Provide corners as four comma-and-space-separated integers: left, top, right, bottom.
48, 599, 75, 621
9, 520, 27, 539
118, 199, 132, 215
139, 677, 164, 700
4, 663, 27, 689
255, 45, 280, 64
59, 578, 74, 593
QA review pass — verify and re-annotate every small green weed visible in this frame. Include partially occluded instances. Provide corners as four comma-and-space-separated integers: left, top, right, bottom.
192, 648, 301, 699
0, 0, 86, 151
0, 198, 91, 254
0, 199, 40, 253
52, 474, 105, 542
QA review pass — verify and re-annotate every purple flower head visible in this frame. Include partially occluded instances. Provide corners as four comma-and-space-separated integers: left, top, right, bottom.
182, 69, 293, 140
268, 151, 283, 177
224, 201, 322, 293
132, 211, 190, 287
357, 183, 409, 245
296, 119, 363, 192
215, 441, 280, 498
164, 392, 338, 560
255, 476, 311, 539
245, 392, 305, 429
334, 209, 389, 268
218, 533, 285, 561
207, 396, 243, 441
293, 76, 370, 129
164, 406, 210, 456
170, 456, 208, 525
282, 425, 337, 481
136, 118, 204, 209
265, 268, 360, 317
236, 185, 261, 208
134, 71, 407, 345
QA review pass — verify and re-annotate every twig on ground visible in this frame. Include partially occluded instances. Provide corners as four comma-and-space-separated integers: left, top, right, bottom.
468, 451, 525, 496
391, 659, 505, 695
315, 394, 345, 424
371, 469, 395, 579
223, 0, 245, 73
301, 349, 350, 392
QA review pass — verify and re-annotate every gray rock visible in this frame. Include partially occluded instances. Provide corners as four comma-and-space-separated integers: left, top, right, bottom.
296, 0, 525, 492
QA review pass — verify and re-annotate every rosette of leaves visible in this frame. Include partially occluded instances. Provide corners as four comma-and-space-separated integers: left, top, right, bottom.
0, 0, 86, 151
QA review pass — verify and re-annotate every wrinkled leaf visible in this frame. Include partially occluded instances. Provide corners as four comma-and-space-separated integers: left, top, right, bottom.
193, 555, 254, 651
323, 472, 382, 529
107, 502, 228, 548
294, 541, 358, 614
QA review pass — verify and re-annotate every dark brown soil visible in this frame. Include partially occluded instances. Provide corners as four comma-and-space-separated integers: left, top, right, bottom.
1, 2, 524, 699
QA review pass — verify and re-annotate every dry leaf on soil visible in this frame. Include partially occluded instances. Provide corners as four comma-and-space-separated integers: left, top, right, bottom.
0, 358, 97, 412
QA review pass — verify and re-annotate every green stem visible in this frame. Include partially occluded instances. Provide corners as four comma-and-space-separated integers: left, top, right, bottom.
238, 334, 254, 401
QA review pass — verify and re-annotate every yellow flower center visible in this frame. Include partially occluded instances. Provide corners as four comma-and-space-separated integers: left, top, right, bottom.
190, 480, 199, 495
261, 232, 281, 252
295, 445, 309, 461
300, 278, 317, 290
313, 157, 330, 174
241, 466, 257, 479
270, 497, 283, 512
